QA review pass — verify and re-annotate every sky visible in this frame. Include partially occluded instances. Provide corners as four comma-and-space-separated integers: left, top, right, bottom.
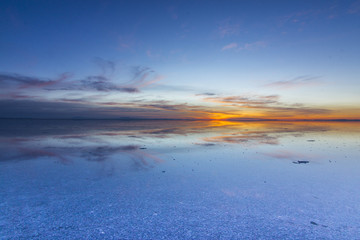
1, 0, 360, 120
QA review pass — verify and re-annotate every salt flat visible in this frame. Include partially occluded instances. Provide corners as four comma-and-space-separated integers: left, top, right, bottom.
1, 120, 360, 239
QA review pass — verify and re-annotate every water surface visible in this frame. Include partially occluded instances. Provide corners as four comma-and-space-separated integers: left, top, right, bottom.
1, 120, 360, 239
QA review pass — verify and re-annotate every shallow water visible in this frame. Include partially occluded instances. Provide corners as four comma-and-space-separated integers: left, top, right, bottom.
1, 120, 360, 239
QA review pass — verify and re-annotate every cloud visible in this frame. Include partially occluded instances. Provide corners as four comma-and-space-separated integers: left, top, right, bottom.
62, 65, 162, 93
195, 92, 216, 96
348, 0, 360, 14
264, 75, 321, 89
93, 57, 116, 76
239, 41, 266, 51
118, 35, 136, 50
0, 99, 152, 119
0, 63, 162, 94
167, 6, 178, 20
0, 93, 37, 99
202, 94, 332, 119
221, 41, 266, 51
0, 72, 71, 89
217, 19, 240, 38
0, 99, 207, 120
204, 95, 279, 107
278, 9, 319, 28
222, 43, 238, 51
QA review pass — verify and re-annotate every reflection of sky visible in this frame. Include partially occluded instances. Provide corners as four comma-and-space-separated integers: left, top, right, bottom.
1, 120, 359, 167
1, 120, 360, 238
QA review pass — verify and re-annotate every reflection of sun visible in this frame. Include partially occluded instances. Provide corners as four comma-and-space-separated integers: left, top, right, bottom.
207, 120, 237, 127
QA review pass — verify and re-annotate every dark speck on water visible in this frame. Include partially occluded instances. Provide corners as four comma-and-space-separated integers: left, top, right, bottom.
293, 160, 310, 164
311, 221, 318, 226
307, 140, 316, 142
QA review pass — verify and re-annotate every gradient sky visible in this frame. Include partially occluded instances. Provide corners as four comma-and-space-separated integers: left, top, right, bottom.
1, 0, 360, 120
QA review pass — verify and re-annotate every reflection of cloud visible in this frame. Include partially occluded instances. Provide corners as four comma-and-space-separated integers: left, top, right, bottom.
204, 133, 278, 145
261, 150, 305, 160
264, 75, 321, 89
81, 145, 163, 169
0, 138, 163, 171
202, 123, 330, 146
194, 143, 216, 147
0, 146, 70, 164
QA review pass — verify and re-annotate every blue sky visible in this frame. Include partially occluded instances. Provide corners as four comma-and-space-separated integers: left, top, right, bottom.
0, 0, 360, 119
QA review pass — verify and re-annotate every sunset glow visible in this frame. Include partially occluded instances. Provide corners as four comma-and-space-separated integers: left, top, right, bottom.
0, 1, 359, 121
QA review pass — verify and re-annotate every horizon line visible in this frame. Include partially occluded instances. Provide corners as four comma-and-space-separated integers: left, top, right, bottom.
1, 117, 360, 122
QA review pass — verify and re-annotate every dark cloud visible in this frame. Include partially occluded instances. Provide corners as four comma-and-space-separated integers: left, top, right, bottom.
74, 75, 139, 92
0, 72, 70, 89
196, 92, 216, 96
0, 99, 204, 120
0, 62, 161, 94
0, 99, 159, 119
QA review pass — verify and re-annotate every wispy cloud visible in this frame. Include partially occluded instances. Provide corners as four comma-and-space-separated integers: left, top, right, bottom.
118, 35, 136, 50
167, 6, 178, 20
221, 41, 266, 51
202, 94, 332, 119
204, 95, 279, 107
278, 9, 318, 28
264, 75, 321, 89
195, 92, 216, 96
348, 0, 360, 14
0, 62, 162, 94
239, 41, 266, 50
0, 72, 71, 89
222, 43, 238, 51
217, 19, 240, 38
